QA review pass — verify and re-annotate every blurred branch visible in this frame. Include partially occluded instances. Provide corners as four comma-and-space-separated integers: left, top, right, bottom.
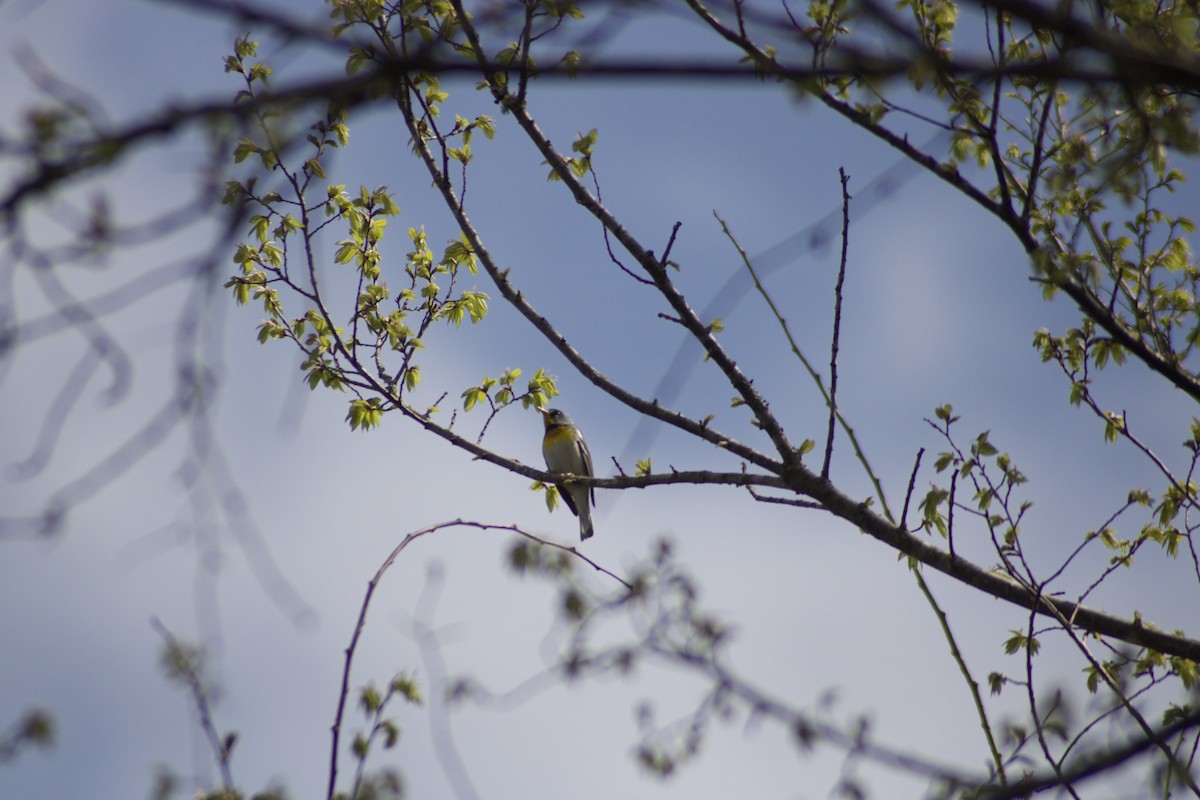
560, 543, 986, 789
329, 519, 630, 800
0, 709, 54, 763
408, 564, 482, 800
159, 0, 1200, 93
151, 618, 237, 794
558, 539, 1200, 796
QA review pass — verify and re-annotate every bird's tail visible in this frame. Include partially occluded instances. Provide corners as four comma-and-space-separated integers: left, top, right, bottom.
579, 505, 594, 541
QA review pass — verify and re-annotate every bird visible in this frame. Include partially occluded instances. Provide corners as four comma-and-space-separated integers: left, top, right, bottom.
540, 407, 596, 541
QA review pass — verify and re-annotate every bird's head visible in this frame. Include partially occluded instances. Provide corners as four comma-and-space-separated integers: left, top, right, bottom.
539, 407, 572, 429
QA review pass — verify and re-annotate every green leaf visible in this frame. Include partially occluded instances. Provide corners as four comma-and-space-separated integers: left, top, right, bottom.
563, 589, 587, 619
391, 674, 423, 704
232, 137, 259, 163
524, 368, 559, 408
572, 128, 599, 155
380, 719, 399, 748
1003, 630, 1040, 656
475, 115, 495, 139
376, 191, 399, 216
562, 50, 582, 77
404, 365, 420, 391
1103, 411, 1124, 443
335, 239, 358, 264
461, 291, 489, 323
256, 320, 285, 343
461, 386, 485, 411
221, 181, 246, 205
225, 277, 251, 305
346, 398, 383, 431
249, 215, 270, 243
346, 47, 373, 76
1171, 657, 1198, 689
359, 684, 382, 714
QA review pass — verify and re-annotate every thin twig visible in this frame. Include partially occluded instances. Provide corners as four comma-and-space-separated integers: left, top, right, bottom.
821, 168, 851, 480
900, 447, 925, 529
911, 570, 1008, 788
746, 485, 826, 509
712, 210, 892, 517
1023, 602, 1083, 799
948, 469, 957, 560
593, 166, 652, 284
660, 221, 683, 267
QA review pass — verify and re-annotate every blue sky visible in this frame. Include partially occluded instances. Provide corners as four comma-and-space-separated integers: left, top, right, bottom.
3, 1, 1199, 799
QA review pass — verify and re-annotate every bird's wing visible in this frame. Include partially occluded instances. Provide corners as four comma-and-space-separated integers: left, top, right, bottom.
556, 480, 581, 517
577, 435, 596, 506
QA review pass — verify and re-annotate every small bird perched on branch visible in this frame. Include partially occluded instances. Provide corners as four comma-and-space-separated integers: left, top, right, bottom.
540, 407, 596, 541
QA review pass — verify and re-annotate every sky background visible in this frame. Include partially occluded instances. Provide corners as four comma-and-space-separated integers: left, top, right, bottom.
3, 1, 1199, 799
